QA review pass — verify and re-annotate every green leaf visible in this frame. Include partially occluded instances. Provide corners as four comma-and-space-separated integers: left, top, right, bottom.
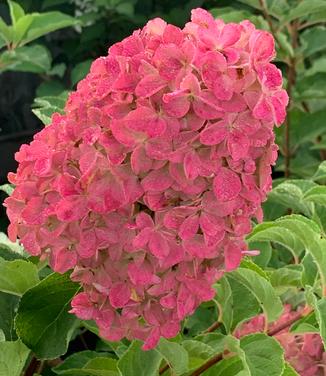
0, 18, 12, 44
304, 186, 326, 206
71, 59, 92, 86
181, 339, 215, 369
231, 333, 285, 376
8, 0, 25, 25
267, 180, 315, 217
275, 215, 326, 289
117, 340, 162, 376
15, 272, 80, 359
0, 44, 51, 73
248, 241, 272, 268
0, 184, 14, 195
32, 92, 68, 125
0, 258, 39, 296
210, 7, 253, 23
201, 356, 243, 376
216, 274, 262, 332
12, 15, 34, 46
21, 11, 79, 45
240, 258, 269, 280
0, 233, 25, 258
156, 338, 188, 375
283, 0, 326, 23
0, 292, 19, 340
286, 111, 326, 150
53, 350, 105, 374
228, 268, 283, 324
290, 312, 319, 334
0, 340, 30, 376
315, 297, 326, 348
302, 253, 318, 287
295, 74, 326, 101
270, 265, 303, 292
301, 26, 326, 58
312, 161, 326, 182
54, 356, 119, 376
247, 222, 304, 261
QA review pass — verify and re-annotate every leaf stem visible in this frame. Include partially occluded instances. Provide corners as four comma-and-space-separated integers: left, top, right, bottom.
267, 306, 312, 336
188, 353, 224, 376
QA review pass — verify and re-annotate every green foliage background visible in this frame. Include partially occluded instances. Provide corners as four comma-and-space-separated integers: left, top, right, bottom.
0, 0, 326, 375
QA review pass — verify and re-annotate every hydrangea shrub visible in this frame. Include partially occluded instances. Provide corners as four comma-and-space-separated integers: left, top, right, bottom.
5, 8, 288, 349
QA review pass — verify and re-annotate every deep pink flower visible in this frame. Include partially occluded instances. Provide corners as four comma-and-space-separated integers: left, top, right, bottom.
5, 8, 288, 350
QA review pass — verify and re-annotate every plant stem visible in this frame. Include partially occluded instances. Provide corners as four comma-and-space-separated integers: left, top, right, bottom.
159, 363, 170, 375
188, 353, 224, 376
204, 321, 221, 333
267, 307, 312, 336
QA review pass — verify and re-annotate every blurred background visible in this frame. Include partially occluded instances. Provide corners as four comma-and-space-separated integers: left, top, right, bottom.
1, 0, 326, 228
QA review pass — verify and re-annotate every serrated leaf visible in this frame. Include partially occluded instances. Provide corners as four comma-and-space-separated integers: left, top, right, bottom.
156, 338, 188, 376
0, 340, 30, 376
117, 341, 162, 376
302, 253, 318, 287
228, 268, 283, 324
216, 274, 261, 332
270, 265, 303, 292
247, 222, 304, 261
181, 339, 215, 369
275, 215, 326, 289
240, 258, 269, 280
15, 272, 80, 359
0, 258, 39, 296
224, 334, 284, 376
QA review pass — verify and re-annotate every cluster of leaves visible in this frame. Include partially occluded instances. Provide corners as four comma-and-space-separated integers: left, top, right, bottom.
1, 0, 326, 375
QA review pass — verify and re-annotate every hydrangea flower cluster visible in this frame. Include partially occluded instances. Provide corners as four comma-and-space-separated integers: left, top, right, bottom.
5, 8, 288, 349
236, 305, 326, 376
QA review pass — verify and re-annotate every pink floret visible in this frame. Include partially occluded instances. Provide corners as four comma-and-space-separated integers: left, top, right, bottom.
5, 8, 288, 349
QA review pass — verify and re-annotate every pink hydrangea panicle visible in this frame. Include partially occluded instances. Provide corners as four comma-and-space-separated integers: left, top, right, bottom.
5, 8, 288, 350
